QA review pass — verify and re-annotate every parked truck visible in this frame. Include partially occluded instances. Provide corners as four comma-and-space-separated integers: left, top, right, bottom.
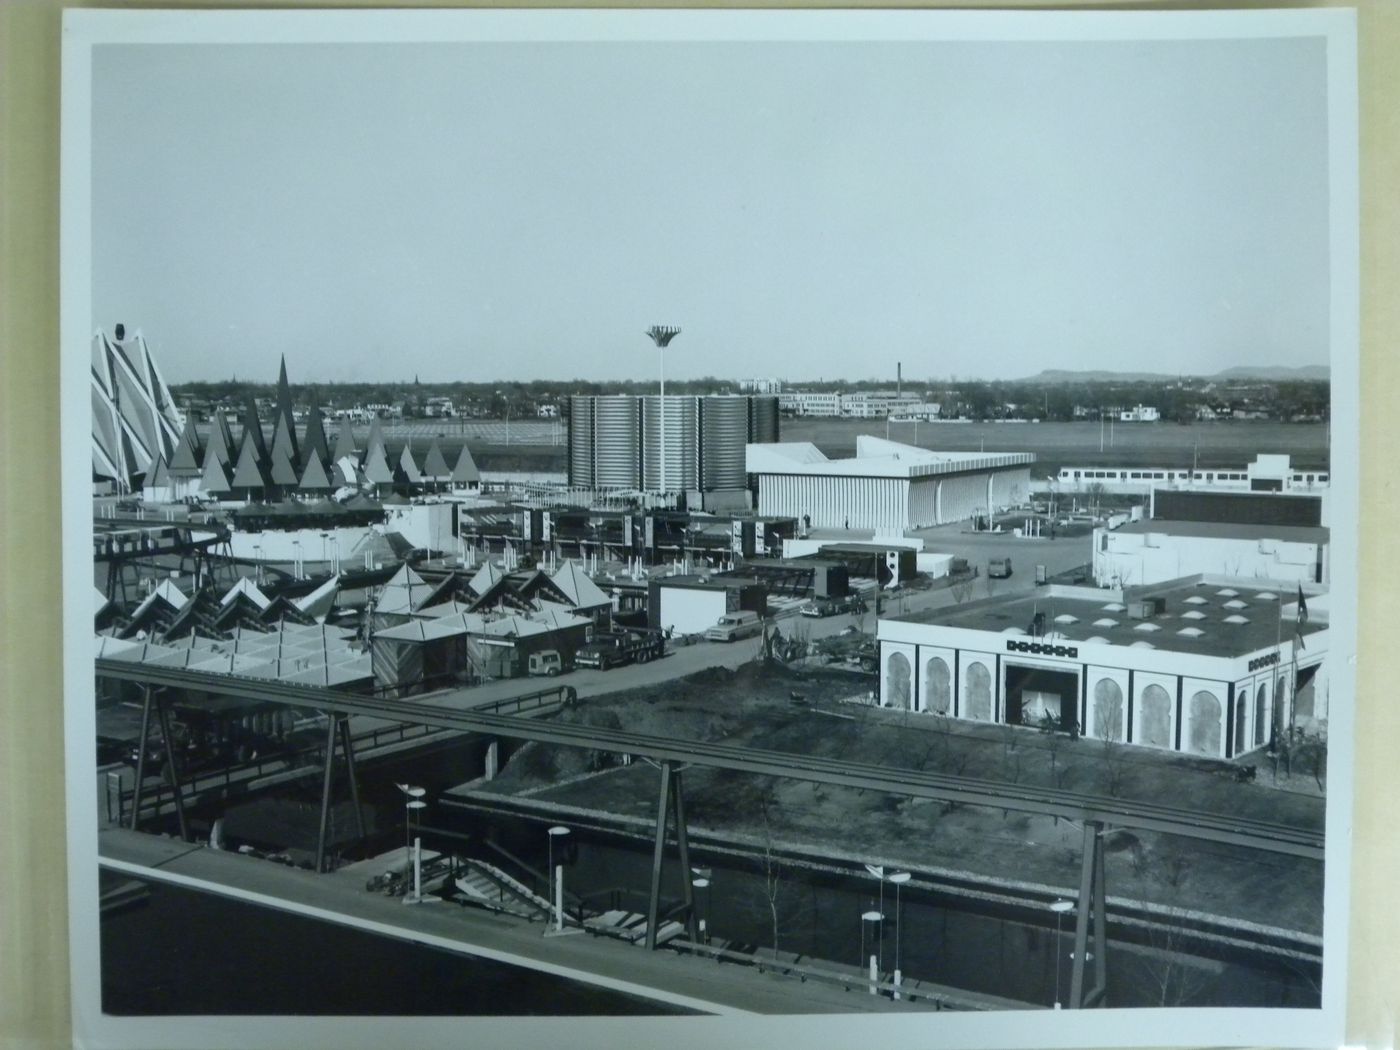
574, 630, 665, 670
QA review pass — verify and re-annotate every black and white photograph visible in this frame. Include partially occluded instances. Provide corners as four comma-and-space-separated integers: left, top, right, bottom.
60, 8, 1359, 1049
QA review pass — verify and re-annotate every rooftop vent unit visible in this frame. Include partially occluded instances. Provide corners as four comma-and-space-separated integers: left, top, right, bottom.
1127, 598, 1165, 620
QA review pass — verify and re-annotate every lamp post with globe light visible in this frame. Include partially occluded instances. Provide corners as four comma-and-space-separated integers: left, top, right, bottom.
546, 825, 573, 935
861, 910, 884, 995
396, 784, 427, 904
1049, 899, 1074, 1008
691, 867, 713, 946
888, 872, 911, 999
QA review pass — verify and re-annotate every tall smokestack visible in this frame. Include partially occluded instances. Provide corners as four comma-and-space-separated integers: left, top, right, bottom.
897, 361, 902, 397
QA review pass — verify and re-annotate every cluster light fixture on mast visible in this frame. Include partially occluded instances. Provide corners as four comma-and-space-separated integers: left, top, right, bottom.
645, 325, 681, 493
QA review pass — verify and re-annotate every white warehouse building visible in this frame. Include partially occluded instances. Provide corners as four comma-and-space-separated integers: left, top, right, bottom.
876, 577, 1330, 759
1093, 520, 1329, 588
746, 436, 1033, 531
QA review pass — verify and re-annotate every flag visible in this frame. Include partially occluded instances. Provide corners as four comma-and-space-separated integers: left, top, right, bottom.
1295, 586, 1308, 650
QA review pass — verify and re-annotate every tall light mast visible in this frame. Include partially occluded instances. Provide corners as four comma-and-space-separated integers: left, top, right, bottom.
646, 326, 681, 495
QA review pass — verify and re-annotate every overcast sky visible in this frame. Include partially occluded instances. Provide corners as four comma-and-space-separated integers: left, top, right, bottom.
91, 35, 1331, 384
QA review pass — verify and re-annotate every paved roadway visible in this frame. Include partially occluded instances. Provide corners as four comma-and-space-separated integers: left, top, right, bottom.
423, 529, 1092, 715
99, 828, 965, 1015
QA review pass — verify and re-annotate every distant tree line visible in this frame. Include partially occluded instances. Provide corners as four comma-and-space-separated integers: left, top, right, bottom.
172, 374, 1329, 424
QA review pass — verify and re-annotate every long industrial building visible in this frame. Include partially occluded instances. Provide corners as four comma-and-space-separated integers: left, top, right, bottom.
567, 394, 779, 494
747, 436, 1033, 530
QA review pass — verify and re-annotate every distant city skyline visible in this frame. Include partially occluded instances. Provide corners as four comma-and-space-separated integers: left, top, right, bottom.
92, 35, 1331, 384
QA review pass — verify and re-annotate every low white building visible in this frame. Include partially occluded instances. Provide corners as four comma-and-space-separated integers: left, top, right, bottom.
876, 577, 1329, 758
747, 436, 1033, 531
1093, 519, 1329, 588
1118, 405, 1161, 422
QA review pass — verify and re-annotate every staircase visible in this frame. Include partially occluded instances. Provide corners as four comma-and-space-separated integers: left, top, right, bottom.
452, 858, 555, 921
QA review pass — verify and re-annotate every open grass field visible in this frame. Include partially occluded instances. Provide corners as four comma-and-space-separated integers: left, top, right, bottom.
780, 418, 1330, 475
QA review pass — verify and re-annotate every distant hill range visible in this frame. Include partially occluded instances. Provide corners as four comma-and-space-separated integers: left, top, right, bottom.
1022, 365, 1330, 384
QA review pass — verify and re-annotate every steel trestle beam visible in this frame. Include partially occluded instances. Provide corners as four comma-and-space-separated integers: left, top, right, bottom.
94, 661, 1324, 860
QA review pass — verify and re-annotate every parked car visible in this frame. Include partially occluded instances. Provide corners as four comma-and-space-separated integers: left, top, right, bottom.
988, 557, 1013, 579
800, 595, 865, 618
705, 610, 764, 642
527, 649, 565, 677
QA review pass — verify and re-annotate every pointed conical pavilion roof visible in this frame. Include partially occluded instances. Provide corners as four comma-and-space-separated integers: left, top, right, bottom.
269, 442, 300, 488
422, 438, 450, 481
450, 444, 480, 486
199, 449, 232, 496
362, 420, 394, 486
206, 409, 235, 467
364, 416, 387, 464
275, 355, 297, 432
231, 432, 269, 494
395, 444, 423, 486
143, 451, 171, 489
301, 399, 331, 466
332, 420, 357, 463
168, 417, 202, 477
271, 409, 299, 468
298, 454, 333, 492
240, 395, 268, 463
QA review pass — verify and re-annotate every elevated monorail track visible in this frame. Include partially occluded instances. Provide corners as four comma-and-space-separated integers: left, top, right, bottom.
95, 659, 1323, 861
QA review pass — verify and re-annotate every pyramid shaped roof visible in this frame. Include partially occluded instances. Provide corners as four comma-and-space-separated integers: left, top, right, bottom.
200, 449, 232, 496
373, 563, 433, 616
362, 436, 394, 485
293, 575, 340, 622
550, 560, 612, 609
332, 420, 357, 463
365, 416, 387, 461
168, 417, 203, 476
298, 454, 334, 492
422, 439, 450, 480
395, 444, 423, 485
269, 442, 301, 487
221, 576, 271, 610
274, 356, 297, 433
468, 561, 503, 597
205, 410, 236, 467
450, 443, 480, 485
143, 451, 171, 489
230, 433, 269, 492
271, 410, 300, 470
302, 400, 331, 466
240, 395, 268, 462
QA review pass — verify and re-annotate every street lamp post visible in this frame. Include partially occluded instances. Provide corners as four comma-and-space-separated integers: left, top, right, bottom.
396, 783, 427, 905
888, 871, 911, 999
861, 910, 884, 995
1049, 898, 1074, 1008
691, 866, 713, 946
547, 825, 571, 934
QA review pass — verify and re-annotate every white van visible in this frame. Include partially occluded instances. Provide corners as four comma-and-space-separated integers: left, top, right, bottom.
705, 610, 763, 643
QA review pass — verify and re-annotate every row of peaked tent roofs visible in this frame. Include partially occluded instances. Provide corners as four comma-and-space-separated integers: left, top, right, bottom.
143, 357, 481, 499
95, 559, 615, 690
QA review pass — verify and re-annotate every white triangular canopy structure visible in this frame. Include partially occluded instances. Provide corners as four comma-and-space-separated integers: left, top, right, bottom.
91, 326, 184, 489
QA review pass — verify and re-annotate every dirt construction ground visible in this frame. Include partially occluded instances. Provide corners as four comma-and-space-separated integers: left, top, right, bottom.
474, 658, 1326, 940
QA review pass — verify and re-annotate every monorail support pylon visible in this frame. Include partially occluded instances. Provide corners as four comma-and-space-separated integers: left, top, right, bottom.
644, 760, 699, 950
1068, 820, 1109, 1009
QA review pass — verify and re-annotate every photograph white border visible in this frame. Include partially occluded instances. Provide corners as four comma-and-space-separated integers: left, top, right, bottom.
60, 8, 1359, 1049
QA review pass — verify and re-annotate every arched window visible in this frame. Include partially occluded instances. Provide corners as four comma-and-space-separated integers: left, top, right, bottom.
965, 661, 992, 722
925, 656, 951, 716
1235, 693, 1249, 754
1092, 679, 1124, 742
1188, 691, 1222, 756
1139, 685, 1172, 749
1254, 683, 1269, 747
885, 651, 912, 711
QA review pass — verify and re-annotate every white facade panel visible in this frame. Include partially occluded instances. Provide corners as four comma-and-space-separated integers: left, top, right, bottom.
1130, 671, 1179, 751
915, 644, 956, 714
656, 586, 727, 636
881, 641, 917, 711
1094, 530, 1326, 588
1085, 667, 1130, 743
